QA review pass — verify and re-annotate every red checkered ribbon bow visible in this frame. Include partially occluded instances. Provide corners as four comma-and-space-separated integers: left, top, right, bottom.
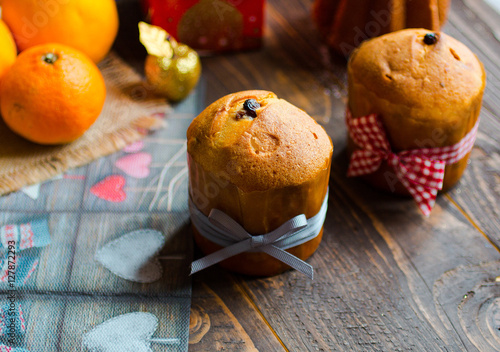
346, 109, 479, 216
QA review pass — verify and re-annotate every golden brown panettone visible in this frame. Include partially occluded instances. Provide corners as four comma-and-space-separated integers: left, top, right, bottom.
347, 28, 486, 194
187, 90, 333, 276
313, 0, 450, 56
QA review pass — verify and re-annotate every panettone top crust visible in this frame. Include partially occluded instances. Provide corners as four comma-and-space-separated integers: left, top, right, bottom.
348, 28, 485, 124
187, 90, 333, 192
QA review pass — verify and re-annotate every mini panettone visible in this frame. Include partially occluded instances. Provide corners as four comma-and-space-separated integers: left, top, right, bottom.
187, 90, 333, 277
346, 28, 486, 214
313, 0, 450, 55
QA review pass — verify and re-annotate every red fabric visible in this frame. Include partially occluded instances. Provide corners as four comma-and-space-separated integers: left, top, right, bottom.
346, 109, 479, 216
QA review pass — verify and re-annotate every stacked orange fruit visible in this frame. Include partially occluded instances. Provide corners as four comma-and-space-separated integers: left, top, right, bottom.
0, 0, 119, 145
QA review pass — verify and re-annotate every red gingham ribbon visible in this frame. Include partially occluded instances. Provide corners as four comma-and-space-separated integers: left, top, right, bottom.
346, 109, 479, 216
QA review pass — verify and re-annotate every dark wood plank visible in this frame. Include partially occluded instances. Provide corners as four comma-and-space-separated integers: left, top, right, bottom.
237, 174, 500, 351
433, 260, 500, 352
189, 232, 287, 350
190, 271, 285, 351
109, 0, 500, 348
191, 0, 500, 350
440, 0, 500, 246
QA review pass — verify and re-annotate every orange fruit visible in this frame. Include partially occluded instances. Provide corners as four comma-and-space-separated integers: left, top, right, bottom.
0, 43, 106, 145
1, 0, 119, 63
0, 19, 17, 82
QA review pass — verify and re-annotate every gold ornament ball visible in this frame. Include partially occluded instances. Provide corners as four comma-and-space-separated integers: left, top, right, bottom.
145, 45, 201, 102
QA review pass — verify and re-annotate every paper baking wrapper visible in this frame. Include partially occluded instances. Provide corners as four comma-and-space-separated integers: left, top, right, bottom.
187, 153, 331, 276
347, 79, 483, 194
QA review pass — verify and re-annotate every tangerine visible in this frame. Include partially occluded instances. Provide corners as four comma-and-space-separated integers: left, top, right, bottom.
0, 19, 17, 83
0, 43, 106, 145
1, 0, 119, 63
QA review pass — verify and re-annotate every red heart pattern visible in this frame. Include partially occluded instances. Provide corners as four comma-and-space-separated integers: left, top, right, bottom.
90, 175, 127, 202
115, 152, 152, 179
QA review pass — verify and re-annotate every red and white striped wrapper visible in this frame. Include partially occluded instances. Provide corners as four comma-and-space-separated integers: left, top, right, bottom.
346, 109, 479, 216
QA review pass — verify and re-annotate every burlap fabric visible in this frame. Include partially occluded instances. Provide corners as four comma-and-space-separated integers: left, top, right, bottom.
0, 53, 168, 196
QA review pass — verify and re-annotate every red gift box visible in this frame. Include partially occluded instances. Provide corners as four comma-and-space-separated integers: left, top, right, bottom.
144, 0, 265, 53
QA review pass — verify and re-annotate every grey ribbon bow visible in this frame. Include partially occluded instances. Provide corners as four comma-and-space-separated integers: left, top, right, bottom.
189, 191, 329, 279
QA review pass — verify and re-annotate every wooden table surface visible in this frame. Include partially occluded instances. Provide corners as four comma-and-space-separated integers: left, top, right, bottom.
117, 0, 500, 351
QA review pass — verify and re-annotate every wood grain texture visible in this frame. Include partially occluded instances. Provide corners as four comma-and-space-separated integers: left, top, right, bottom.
187, 0, 500, 350
77, 0, 500, 350
235, 177, 500, 351
189, 304, 211, 344
191, 270, 285, 351
433, 260, 500, 352
189, 281, 259, 351
443, 0, 500, 247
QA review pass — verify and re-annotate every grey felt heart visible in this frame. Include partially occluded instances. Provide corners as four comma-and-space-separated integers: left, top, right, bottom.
95, 229, 165, 283
82, 312, 158, 352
